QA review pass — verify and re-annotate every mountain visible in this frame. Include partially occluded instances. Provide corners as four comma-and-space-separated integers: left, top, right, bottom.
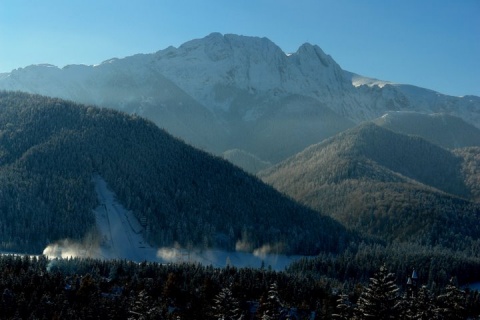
0, 91, 352, 255
222, 149, 271, 174
372, 111, 480, 149
347, 72, 480, 125
1, 33, 478, 171
0, 61, 228, 154
260, 123, 480, 252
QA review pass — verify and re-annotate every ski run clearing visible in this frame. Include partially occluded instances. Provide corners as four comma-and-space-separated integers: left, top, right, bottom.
42, 175, 303, 271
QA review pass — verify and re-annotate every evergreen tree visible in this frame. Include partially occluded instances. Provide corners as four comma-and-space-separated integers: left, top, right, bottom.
402, 285, 439, 320
258, 282, 282, 320
355, 264, 400, 319
128, 290, 163, 320
211, 286, 243, 320
436, 278, 466, 320
333, 293, 355, 320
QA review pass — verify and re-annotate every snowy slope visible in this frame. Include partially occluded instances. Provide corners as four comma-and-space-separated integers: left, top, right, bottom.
346, 71, 393, 88
152, 33, 352, 112
92, 175, 155, 261
43, 176, 304, 270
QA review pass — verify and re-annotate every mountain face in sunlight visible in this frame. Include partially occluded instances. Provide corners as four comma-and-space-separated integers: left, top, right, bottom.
260, 123, 480, 251
1, 33, 478, 172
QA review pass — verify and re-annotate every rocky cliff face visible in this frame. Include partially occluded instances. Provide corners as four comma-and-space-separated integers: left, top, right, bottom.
151, 34, 354, 116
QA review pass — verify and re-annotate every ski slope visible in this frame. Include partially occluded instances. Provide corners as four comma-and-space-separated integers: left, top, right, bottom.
44, 175, 304, 271
92, 175, 156, 261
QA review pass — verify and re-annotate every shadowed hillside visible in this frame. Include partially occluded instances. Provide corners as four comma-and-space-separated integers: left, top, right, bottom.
0, 91, 353, 254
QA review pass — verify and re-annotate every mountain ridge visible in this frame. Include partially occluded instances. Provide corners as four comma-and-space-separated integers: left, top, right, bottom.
260, 123, 480, 252
372, 111, 480, 149
1, 33, 479, 172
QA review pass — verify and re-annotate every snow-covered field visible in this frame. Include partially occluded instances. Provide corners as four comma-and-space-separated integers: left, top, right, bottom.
42, 175, 305, 271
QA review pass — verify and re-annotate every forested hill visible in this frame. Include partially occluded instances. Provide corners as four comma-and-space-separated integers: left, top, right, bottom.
260, 123, 480, 253
373, 111, 480, 150
0, 91, 352, 254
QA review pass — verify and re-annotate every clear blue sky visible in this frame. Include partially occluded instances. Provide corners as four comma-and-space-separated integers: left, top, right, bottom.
1, 0, 479, 96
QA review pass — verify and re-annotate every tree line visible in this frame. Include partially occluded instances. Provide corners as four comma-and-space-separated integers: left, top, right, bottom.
0, 255, 478, 319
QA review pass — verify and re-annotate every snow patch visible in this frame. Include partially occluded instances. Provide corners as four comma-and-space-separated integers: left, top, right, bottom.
351, 74, 393, 88
101, 58, 119, 65
35, 64, 57, 68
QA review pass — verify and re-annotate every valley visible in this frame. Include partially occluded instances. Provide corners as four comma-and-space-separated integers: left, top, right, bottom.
0, 32, 479, 318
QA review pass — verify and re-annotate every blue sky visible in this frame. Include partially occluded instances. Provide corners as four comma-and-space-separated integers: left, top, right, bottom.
0, 0, 478, 96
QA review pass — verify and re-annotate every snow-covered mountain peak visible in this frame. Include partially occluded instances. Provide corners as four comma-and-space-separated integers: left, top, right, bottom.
150, 33, 355, 111
151, 33, 293, 110
294, 43, 335, 68
172, 33, 283, 62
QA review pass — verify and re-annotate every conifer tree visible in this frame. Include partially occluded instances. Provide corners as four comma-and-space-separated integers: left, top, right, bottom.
258, 282, 282, 320
355, 264, 400, 319
129, 290, 162, 320
333, 293, 355, 319
436, 278, 466, 320
211, 286, 243, 320
402, 285, 438, 320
